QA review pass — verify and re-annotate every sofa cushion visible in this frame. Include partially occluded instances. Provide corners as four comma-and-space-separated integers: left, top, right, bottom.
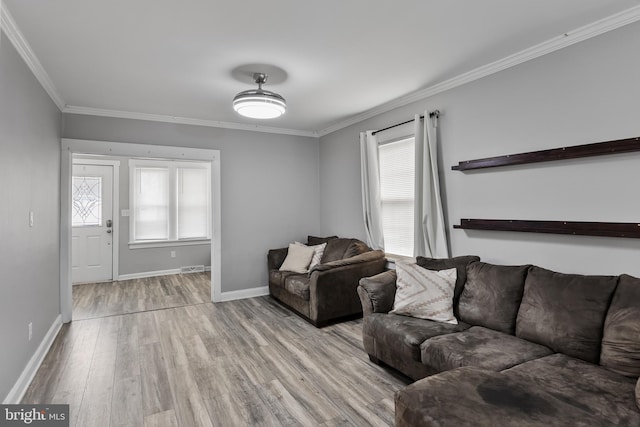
321, 238, 357, 263
395, 366, 596, 427
516, 266, 618, 364
284, 274, 310, 301
367, 313, 470, 362
307, 235, 338, 246
279, 243, 315, 273
420, 326, 552, 373
416, 255, 481, 318
458, 262, 529, 334
269, 270, 299, 288
600, 274, 640, 377
503, 354, 640, 426
390, 263, 457, 324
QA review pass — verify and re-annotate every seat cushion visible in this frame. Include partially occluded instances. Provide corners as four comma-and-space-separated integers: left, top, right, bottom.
367, 313, 470, 362
516, 266, 618, 364
283, 274, 310, 301
421, 326, 552, 373
395, 366, 597, 427
458, 262, 529, 334
600, 274, 640, 377
503, 354, 640, 426
416, 255, 481, 318
269, 270, 299, 288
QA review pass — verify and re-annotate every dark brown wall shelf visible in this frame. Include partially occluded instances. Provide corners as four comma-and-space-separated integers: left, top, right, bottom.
452, 136, 640, 171
454, 219, 640, 239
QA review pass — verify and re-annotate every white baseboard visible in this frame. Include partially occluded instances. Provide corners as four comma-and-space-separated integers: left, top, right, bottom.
219, 286, 269, 302
4, 314, 63, 404
119, 267, 211, 281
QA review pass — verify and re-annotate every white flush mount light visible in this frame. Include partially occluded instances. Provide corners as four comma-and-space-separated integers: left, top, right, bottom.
233, 73, 286, 119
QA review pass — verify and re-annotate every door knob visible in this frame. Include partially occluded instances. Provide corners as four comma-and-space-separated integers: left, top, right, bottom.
106, 229, 112, 234
106, 219, 112, 227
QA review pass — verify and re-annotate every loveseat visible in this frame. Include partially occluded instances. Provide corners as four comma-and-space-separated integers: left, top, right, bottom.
357, 257, 640, 426
268, 236, 386, 327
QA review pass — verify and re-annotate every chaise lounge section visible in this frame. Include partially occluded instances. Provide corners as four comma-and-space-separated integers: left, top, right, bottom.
358, 257, 640, 426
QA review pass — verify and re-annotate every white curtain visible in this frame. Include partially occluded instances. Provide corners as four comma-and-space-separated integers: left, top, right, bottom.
413, 112, 449, 258
360, 130, 385, 250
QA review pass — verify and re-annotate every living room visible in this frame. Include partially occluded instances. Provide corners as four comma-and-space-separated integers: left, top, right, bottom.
2, 1, 640, 425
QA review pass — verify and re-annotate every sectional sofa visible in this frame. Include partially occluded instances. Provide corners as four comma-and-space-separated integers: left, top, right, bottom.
357, 256, 640, 426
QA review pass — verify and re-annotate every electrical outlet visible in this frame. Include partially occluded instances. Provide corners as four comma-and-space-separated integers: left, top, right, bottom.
170, 251, 176, 258
28, 322, 32, 341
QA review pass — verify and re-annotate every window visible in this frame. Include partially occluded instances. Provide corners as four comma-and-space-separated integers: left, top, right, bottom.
129, 159, 211, 246
378, 137, 415, 257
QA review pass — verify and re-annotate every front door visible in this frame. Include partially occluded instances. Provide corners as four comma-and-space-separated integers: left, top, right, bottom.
71, 164, 114, 284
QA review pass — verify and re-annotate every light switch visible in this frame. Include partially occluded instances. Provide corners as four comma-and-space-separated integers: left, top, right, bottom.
29, 211, 34, 227
121, 209, 130, 217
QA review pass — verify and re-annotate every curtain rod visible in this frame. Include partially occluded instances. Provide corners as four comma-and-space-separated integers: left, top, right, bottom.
372, 110, 440, 136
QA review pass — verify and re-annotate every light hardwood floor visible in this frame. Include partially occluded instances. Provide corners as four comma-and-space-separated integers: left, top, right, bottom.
24, 274, 410, 426
72, 273, 211, 320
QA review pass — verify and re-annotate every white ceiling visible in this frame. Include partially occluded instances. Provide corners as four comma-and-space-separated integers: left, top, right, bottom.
3, 0, 640, 136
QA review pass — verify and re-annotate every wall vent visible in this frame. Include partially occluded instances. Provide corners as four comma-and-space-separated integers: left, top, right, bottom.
180, 265, 205, 274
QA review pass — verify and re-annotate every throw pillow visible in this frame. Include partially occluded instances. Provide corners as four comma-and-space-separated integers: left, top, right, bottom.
279, 243, 315, 274
636, 378, 640, 411
390, 262, 458, 324
295, 241, 327, 270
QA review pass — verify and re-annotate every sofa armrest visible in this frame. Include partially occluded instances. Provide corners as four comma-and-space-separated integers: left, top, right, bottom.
358, 270, 397, 315
308, 251, 387, 323
267, 247, 288, 271
310, 249, 386, 273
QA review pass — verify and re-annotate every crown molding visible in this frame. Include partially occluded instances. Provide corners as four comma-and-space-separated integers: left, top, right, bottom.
317, 4, 640, 137
1, 1, 66, 110
63, 105, 319, 138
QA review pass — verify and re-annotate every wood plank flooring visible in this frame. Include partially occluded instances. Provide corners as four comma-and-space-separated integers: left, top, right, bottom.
24, 275, 410, 426
73, 273, 211, 320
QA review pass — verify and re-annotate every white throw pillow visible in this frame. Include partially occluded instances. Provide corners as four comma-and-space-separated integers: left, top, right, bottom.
390, 262, 458, 324
279, 243, 315, 273
295, 241, 327, 270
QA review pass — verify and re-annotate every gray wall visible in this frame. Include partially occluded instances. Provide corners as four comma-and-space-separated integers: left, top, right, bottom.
320, 21, 640, 276
74, 154, 211, 276
0, 32, 62, 400
63, 115, 321, 291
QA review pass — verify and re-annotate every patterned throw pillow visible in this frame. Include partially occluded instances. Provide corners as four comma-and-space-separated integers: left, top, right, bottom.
295, 241, 327, 270
390, 262, 458, 324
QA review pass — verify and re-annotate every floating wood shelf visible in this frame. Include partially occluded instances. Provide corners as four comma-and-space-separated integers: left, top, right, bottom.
454, 219, 640, 239
452, 136, 640, 171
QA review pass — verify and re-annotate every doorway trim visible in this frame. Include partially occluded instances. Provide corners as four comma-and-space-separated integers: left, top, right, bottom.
61, 139, 222, 323
71, 158, 120, 283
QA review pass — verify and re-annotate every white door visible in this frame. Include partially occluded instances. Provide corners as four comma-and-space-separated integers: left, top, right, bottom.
71, 164, 114, 284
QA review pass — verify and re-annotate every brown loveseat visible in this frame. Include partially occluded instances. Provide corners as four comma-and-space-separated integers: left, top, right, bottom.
357, 256, 640, 426
268, 236, 386, 327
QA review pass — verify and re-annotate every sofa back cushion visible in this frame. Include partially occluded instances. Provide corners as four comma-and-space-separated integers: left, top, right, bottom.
321, 238, 369, 263
600, 274, 640, 377
458, 262, 529, 334
416, 255, 480, 318
516, 266, 618, 364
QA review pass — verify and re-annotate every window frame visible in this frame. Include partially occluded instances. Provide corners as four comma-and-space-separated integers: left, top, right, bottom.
128, 158, 212, 249
377, 124, 416, 258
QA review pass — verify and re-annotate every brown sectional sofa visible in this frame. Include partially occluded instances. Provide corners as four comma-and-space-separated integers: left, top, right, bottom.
268, 236, 386, 327
357, 256, 640, 426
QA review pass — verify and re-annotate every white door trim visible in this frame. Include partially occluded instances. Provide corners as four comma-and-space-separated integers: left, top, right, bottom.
71, 158, 120, 283
60, 139, 222, 323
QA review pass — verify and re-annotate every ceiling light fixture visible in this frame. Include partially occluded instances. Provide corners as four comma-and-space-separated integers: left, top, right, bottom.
233, 73, 286, 119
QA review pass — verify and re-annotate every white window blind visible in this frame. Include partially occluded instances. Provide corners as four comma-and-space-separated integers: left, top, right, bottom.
378, 137, 415, 257
130, 159, 211, 244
